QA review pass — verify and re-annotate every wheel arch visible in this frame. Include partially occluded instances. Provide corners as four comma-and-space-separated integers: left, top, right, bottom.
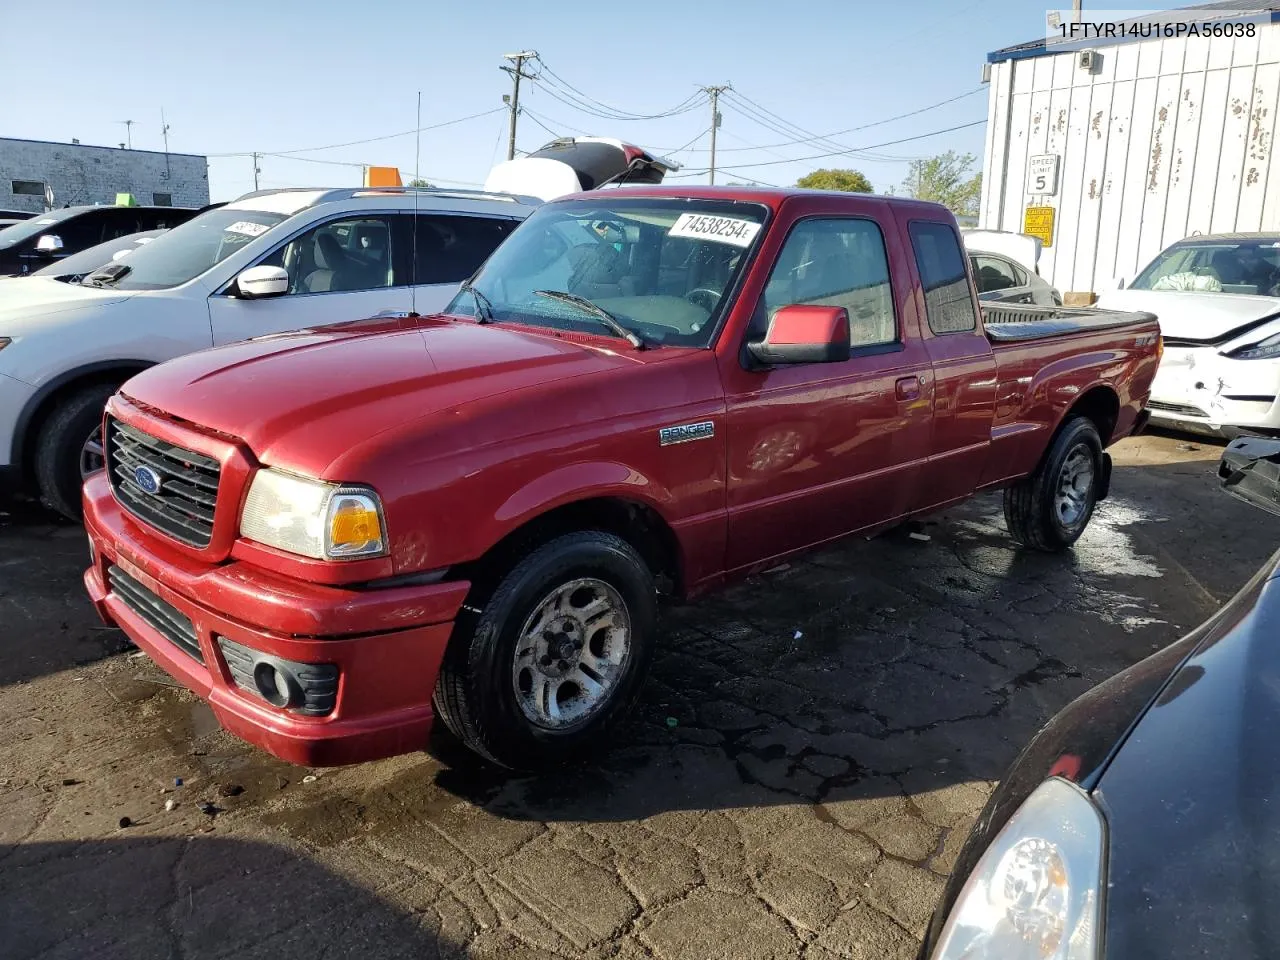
1063, 383, 1121, 447
11, 360, 152, 483
458, 494, 686, 604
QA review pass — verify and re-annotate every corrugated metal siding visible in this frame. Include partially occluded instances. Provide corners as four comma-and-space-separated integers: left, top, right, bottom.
980, 25, 1280, 292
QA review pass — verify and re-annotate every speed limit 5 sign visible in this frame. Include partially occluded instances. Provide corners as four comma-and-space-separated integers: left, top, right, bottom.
1028, 155, 1060, 196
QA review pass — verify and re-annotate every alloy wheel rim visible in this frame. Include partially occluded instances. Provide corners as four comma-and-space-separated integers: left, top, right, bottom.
512, 577, 632, 731
1054, 445, 1095, 528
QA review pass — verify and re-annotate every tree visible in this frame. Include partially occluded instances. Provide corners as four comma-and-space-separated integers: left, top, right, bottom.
796, 168, 873, 193
407, 178, 434, 188
901, 151, 982, 217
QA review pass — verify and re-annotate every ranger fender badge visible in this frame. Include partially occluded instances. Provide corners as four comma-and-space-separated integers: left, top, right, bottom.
659, 421, 715, 446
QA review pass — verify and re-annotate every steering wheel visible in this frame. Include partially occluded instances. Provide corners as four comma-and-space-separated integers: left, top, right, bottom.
685, 288, 722, 312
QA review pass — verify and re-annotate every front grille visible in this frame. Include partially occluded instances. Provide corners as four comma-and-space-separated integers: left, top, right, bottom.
107, 566, 203, 663
108, 417, 220, 547
218, 637, 339, 716
1147, 400, 1210, 418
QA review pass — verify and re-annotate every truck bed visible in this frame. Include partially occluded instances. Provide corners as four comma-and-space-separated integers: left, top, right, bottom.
982, 303, 1157, 342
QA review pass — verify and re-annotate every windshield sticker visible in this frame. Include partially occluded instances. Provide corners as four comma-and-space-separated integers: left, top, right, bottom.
668, 213, 761, 248
224, 220, 271, 238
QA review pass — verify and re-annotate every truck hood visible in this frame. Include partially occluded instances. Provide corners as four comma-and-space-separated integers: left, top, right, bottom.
0, 275, 132, 323
120, 315, 644, 475
1096, 288, 1280, 342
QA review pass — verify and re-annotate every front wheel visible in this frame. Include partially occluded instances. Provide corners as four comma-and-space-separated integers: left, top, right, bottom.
34, 383, 118, 521
433, 531, 657, 770
1004, 417, 1103, 551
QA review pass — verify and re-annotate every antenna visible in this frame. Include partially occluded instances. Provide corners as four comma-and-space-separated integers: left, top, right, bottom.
116, 120, 135, 150
410, 90, 422, 317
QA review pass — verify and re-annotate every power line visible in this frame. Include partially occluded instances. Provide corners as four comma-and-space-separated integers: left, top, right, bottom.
534, 60, 706, 120
676, 119, 987, 174
207, 107, 507, 158
676, 87, 986, 154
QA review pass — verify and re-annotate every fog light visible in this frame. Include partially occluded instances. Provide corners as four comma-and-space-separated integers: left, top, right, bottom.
216, 636, 339, 716
254, 661, 300, 708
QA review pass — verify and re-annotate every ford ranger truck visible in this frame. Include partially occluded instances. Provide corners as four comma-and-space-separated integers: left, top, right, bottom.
82, 188, 1160, 771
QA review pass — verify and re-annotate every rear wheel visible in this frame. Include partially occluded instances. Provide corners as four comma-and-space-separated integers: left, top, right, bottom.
1004, 417, 1103, 551
34, 383, 118, 521
433, 531, 657, 770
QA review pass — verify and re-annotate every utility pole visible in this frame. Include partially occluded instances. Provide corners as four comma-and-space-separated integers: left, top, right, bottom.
701, 85, 731, 185
1073, 0, 1082, 22
252, 152, 261, 191
501, 51, 538, 161
160, 108, 171, 180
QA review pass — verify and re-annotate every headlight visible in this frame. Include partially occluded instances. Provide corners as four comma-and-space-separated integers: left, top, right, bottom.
929, 778, 1105, 960
239, 469, 387, 560
1229, 332, 1280, 360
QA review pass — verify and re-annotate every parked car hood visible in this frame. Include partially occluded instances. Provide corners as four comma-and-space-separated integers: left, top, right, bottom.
1095, 552, 1280, 959
119, 315, 649, 476
0, 276, 132, 321
1097, 288, 1280, 342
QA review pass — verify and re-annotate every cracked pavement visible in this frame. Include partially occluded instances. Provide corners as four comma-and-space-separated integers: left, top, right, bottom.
3, 432, 1277, 959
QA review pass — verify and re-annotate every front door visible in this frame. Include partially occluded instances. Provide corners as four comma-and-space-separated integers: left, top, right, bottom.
721, 215, 934, 572
207, 213, 412, 344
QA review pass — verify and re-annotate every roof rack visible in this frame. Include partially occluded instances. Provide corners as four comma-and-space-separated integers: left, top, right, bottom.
231, 185, 541, 209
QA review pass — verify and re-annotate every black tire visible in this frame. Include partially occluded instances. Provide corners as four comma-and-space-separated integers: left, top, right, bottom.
34, 383, 118, 521
433, 531, 658, 770
1004, 416, 1103, 552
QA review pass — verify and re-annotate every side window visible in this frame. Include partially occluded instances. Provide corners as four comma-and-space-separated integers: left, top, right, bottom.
414, 215, 517, 284
270, 216, 398, 294
973, 255, 1019, 293
55, 212, 107, 250
102, 209, 142, 242
758, 217, 897, 347
909, 221, 977, 334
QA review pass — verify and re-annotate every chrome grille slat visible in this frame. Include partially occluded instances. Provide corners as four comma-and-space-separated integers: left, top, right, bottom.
107, 566, 203, 663
113, 420, 220, 471
107, 416, 221, 547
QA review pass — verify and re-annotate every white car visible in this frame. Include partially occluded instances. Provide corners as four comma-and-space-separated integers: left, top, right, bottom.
0, 186, 536, 517
1097, 233, 1280, 438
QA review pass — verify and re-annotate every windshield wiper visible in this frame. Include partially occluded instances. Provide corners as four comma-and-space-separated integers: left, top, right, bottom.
533, 290, 646, 349
82, 263, 131, 287
459, 280, 495, 323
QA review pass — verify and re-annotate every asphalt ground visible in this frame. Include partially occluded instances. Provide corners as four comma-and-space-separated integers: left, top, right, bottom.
3, 430, 1275, 960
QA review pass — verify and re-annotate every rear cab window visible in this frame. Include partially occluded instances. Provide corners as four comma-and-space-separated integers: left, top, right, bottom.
909, 221, 978, 334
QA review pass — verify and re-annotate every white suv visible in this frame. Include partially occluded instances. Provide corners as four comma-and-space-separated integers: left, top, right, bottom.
0, 186, 537, 517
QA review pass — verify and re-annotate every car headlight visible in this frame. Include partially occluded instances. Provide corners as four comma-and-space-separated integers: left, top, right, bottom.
1229, 332, 1280, 360
929, 778, 1105, 960
239, 469, 387, 560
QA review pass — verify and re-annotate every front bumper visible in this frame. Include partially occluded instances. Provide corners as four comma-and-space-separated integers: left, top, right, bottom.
0, 371, 37, 472
1149, 348, 1280, 433
83, 472, 471, 766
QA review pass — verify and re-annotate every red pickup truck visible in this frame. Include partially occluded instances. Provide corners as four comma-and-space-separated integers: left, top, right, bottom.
82, 187, 1160, 770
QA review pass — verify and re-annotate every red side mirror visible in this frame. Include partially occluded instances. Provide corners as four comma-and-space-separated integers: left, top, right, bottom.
747, 304, 851, 366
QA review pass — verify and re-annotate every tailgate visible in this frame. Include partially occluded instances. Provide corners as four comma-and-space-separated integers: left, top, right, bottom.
983, 302, 1158, 342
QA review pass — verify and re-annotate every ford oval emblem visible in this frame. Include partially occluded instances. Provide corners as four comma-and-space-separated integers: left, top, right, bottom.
133, 465, 162, 495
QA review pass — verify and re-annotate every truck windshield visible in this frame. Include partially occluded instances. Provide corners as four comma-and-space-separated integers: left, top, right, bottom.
1131, 238, 1280, 296
445, 198, 768, 347
83, 208, 289, 291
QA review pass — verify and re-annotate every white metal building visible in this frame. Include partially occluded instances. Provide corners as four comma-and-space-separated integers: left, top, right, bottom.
980, 3, 1280, 296
0, 138, 209, 212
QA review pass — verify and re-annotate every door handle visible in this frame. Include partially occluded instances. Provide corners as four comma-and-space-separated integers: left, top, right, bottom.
896, 376, 921, 402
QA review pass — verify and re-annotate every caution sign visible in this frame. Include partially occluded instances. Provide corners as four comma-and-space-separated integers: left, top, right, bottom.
1024, 206, 1055, 248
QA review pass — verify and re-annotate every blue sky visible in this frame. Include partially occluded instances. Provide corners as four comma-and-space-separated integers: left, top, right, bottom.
7, 0, 1057, 201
